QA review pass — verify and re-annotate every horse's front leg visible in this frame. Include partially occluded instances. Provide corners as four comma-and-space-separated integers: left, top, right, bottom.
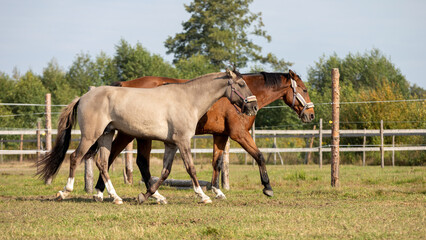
179, 141, 212, 204
93, 132, 134, 202
211, 134, 228, 199
135, 139, 167, 204
137, 143, 177, 204
230, 130, 273, 197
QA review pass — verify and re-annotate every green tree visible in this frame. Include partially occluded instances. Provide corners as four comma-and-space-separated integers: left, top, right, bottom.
307, 49, 415, 126
308, 49, 409, 96
175, 54, 219, 79
66, 52, 99, 95
0, 105, 13, 128
5, 71, 47, 128
0, 72, 14, 101
0, 73, 14, 128
66, 52, 117, 95
164, 0, 291, 70
114, 39, 177, 82
42, 59, 78, 105
307, 49, 425, 165
409, 83, 426, 98
95, 51, 118, 85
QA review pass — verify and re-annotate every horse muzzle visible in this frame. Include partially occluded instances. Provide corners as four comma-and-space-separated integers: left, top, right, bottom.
242, 96, 258, 116
300, 109, 315, 123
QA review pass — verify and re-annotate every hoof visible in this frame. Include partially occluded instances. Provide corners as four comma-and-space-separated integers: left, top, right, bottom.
137, 193, 146, 204
55, 192, 63, 201
215, 193, 227, 200
55, 191, 68, 201
113, 198, 123, 205
93, 195, 103, 202
263, 188, 274, 197
199, 198, 212, 204
157, 198, 168, 205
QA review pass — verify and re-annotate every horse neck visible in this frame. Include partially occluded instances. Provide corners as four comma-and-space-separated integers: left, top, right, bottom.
183, 73, 229, 118
244, 74, 291, 109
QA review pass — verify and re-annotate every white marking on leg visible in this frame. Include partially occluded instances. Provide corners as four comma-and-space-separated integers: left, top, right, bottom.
105, 180, 122, 204
212, 186, 226, 199
194, 185, 212, 203
151, 191, 167, 204
65, 177, 75, 192
58, 177, 75, 199
93, 188, 104, 202
105, 180, 117, 197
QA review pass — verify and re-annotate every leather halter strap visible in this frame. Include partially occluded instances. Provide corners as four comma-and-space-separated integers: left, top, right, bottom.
290, 78, 314, 117
228, 78, 257, 112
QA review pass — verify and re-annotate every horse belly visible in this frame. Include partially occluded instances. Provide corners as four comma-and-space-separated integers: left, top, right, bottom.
111, 99, 170, 140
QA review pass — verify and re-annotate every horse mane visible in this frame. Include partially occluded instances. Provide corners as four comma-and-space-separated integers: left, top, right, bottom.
110, 81, 123, 87
182, 72, 227, 84
259, 72, 289, 87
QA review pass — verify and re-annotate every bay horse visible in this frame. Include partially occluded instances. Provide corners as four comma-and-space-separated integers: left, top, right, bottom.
36, 70, 258, 204
93, 69, 314, 203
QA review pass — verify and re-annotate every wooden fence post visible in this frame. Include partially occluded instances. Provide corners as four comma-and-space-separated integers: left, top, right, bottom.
84, 87, 95, 193
0, 138, 3, 164
380, 120, 384, 168
267, 138, 283, 165
19, 134, 23, 163
124, 141, 134, 184
392, 135, 395, 167
362, 128, 366, 166
221, 138, 230, 190
251, 122, 256, 166
319, 118, 323, 168
273, 133, 277, 165
45, 93, 53, 185
331, 68, 340, 187
36, 120, 41, 171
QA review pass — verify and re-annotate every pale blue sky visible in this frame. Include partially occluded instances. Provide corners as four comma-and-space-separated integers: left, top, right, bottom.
1, 0, 425, 88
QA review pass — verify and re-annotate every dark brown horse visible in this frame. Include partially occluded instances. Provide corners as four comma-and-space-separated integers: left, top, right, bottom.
93, 70, 314, 202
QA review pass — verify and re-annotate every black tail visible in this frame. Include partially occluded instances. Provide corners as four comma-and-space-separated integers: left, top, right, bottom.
36, 97, 80, 182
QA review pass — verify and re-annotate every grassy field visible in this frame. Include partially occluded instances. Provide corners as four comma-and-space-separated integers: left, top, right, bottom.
0, 160, 424, 239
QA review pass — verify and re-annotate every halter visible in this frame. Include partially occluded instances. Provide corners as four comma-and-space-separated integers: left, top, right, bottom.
228, 78, 257, 112
290, 78, 314, 118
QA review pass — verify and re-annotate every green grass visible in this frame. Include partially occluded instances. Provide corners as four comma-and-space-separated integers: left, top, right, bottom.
0, 161, 425, 239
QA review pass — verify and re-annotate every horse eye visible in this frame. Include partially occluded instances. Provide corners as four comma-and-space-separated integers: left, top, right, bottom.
303, 89, 308, 93
238, 81, 245, 87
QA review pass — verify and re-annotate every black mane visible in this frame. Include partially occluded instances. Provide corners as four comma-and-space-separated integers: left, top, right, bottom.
260, 72, 289, 87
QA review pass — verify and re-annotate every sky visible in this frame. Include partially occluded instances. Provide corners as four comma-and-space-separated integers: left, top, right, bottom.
0, 0, 425, 88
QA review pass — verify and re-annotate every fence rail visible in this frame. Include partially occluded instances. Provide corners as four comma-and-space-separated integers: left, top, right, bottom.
1, 128, 425, 160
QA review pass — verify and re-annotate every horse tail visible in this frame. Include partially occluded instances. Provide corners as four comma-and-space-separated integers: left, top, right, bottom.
36, 97, 80, 182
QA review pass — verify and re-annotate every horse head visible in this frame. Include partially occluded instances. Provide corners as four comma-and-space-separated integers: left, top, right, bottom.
283, 70, 315, 123
226, 69, 258, 116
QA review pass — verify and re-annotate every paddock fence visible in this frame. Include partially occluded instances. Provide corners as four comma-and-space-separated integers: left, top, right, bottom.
1, 120, 425, 167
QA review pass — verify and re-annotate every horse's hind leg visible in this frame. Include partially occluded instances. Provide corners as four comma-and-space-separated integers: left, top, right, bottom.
179, 141, 212, 204
95, 131, 123, 204
135, 139, 167, 204
93, 132, 134, 202
138, 142, 177, 204
56, 138, 96, 201
210, 135, 228, 199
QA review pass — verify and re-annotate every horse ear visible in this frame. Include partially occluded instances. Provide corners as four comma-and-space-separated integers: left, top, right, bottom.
289, 69, 296, 78
226, 69, 237, 80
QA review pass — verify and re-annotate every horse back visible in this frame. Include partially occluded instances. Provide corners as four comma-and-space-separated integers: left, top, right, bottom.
112, 76, 187, 88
